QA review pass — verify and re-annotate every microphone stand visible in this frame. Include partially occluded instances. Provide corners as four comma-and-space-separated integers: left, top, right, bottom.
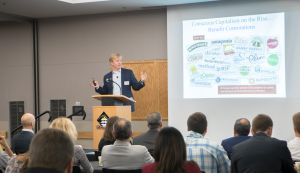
107, 78, 122, 95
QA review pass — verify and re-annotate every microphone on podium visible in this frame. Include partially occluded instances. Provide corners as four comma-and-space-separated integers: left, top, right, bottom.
106, 78, 122, 95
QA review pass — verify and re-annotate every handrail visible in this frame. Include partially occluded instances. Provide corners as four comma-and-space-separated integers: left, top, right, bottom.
11, 111, 51, 137
67, 110, 86, 121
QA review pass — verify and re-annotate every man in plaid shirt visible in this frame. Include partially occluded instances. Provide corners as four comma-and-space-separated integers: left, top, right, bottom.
185, 112, 231, 173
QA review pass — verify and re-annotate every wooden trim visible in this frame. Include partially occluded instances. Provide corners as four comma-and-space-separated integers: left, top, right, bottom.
78, 131, 93, 139
133, 132, 144, 137
156, 60, 167, 63
92, 95, 136, 103
0, 131, 7, 138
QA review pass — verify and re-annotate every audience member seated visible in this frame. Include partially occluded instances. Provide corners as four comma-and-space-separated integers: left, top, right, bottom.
0, 151, 9, 173
49, 117, 94, 173
0, 136, 13, 172
98, 116, 119, 151
142, 127, 202, 173
288, 112, 300, 161
231, 114, 296, 173
13, 113, 35, 154
221, 118, 251, 159
102, 118, 154, 169
23, 128, 74, 173
6, 152, 29, 173
185, 112, 230, 173
133, 112, 162, 150
6, 113, 35, 173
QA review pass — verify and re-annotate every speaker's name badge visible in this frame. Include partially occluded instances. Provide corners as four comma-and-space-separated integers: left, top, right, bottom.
124, 81, 129, 85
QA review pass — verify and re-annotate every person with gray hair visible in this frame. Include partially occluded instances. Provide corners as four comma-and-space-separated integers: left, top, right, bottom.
22, 128, 74, 173
133, 112, 162, 150
102, 118, 154, 170
221, 118, 251, 159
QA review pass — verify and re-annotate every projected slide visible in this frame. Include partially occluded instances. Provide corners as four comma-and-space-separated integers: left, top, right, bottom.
183, 13, 285, 98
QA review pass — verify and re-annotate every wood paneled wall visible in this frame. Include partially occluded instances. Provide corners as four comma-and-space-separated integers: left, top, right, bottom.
122, 60, 168, 121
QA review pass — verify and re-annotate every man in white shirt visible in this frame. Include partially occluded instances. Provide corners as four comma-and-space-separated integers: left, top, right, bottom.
288, 112, 300, 161
102, 118, 154, 169
13, 113, 35, 154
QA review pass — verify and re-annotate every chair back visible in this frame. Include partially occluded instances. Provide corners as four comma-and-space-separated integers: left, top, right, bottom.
148, 149, 154, 157
94, 151, 102, 161
102, 168, 142, 173
72, 166, 81, 173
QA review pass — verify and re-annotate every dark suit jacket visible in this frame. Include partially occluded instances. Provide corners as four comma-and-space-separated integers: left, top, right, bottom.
95, 68, 144, 112
221, 135, 251, 159
231, 132, 297, 173
133, 129, 159, 150
13, 130, 34, 154
23, 167, 64, 173
98, 138, 114, 151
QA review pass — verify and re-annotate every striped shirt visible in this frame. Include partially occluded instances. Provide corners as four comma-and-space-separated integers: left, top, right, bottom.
185, 131, 231, 173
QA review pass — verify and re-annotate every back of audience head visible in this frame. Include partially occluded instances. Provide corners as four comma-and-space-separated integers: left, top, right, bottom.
187, 112, 207, 136
154, 127, 194, 173
147, 112, 162, 130
252, 114, 273, 136
29, 128, 74, 173
49, 117, 78, 142
113, 118, 132, 141
14, 113, 35, 154
103, 116, 119, 141
234, 118, 251, 136
21, 113, 35, 130
293, 112, 300, 136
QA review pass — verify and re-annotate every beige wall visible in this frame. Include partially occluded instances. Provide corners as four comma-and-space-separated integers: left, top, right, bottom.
38, 9, 167, 122
37, 9, 167, 148
0, 21, 34, 145
0, 9, 167, 148
0, 121, 11, 145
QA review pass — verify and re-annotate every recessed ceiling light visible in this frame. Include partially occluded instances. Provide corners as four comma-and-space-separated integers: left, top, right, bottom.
59, 0, 110, 4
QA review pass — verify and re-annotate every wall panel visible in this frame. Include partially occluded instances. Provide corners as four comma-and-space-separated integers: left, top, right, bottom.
0, 22, 34, 145
123, 60, 168, 120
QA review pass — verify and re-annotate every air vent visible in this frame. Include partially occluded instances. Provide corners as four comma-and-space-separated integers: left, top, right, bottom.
50, 99, 67, 120
9, 101, 25, 148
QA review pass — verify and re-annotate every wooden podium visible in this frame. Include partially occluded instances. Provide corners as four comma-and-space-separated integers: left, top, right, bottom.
92, 95, 136, 149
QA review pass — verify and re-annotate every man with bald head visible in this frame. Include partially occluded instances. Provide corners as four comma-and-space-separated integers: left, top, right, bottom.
102, 118, 154, 169
221, 118, 251, 159
13, 113, 35, 154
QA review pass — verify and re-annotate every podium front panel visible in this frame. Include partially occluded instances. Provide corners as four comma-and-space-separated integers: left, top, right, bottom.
93, 106, 131, 149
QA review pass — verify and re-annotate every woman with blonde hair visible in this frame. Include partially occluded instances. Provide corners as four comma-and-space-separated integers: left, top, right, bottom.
49, 117, 93, 173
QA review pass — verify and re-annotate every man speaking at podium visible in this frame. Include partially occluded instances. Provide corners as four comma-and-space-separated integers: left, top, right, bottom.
90, 53, 147, 112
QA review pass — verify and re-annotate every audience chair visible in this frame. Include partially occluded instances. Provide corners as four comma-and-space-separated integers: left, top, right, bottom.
94, 151, 101, 161
102, 168, 142, 173
72, 166, 81, 173
148, 149, 154, 157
